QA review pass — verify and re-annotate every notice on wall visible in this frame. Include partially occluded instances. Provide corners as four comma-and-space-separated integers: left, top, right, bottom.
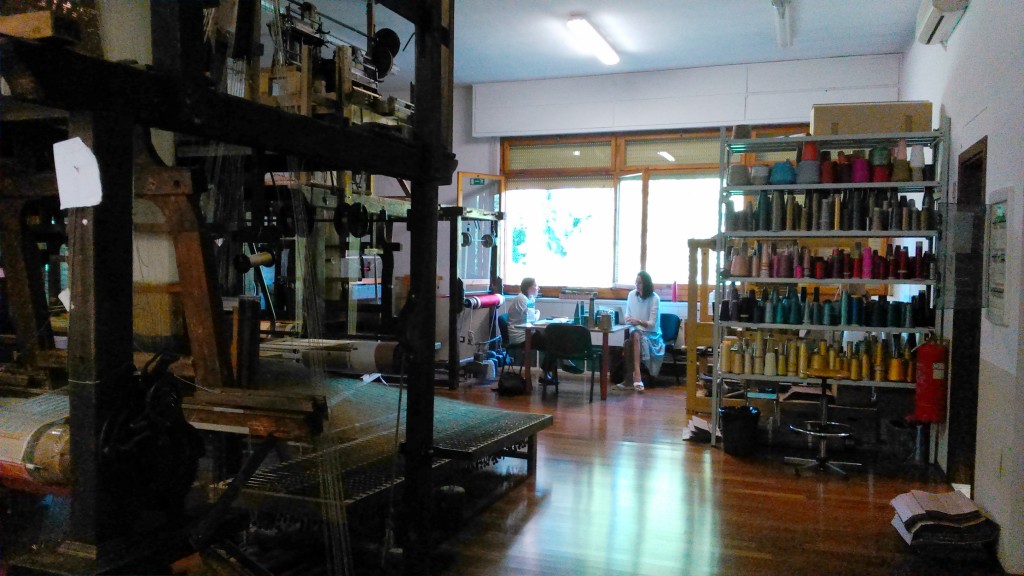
53, 137, 102, 209
984, 188, 1009, 326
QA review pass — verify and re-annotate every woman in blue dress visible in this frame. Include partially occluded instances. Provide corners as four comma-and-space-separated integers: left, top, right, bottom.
622, 271, 664, 392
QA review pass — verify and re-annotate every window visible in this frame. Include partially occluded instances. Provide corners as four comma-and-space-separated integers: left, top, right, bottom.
645, 174, 721, 282
504, 177, 615, 286
501, 126, 807, 289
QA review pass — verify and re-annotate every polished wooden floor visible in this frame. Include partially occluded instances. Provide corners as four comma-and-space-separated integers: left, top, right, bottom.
432, 377, 1004, 576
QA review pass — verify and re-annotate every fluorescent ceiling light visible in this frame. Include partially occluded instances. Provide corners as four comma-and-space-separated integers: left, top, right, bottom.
572, 150, 581, 156
771, 0, 792, 48
657, 151, 676, 162
567, 17, 620, 65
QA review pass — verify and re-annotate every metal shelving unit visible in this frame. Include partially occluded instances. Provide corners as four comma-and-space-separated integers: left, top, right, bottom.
708, 123, 949, 446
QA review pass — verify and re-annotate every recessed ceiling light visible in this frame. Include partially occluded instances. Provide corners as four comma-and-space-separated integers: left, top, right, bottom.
573, 150, 581, 156
658, 151, 676, 162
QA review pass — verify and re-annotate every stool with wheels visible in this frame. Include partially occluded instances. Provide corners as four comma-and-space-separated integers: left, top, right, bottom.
785, 368, 861, 477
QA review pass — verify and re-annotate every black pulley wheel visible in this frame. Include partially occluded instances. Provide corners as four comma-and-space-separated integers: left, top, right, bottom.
370, 48, 394, 80
375, 28, 401, 57
333, 202, 371, 238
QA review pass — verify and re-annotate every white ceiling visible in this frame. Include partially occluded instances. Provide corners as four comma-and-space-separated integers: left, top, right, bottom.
313, 0, 924, 89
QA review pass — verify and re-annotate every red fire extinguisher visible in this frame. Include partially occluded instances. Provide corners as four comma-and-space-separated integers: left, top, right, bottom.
913, 339, 949, 423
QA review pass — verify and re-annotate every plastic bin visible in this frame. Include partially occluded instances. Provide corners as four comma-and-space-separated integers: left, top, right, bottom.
718, 405, 760, 456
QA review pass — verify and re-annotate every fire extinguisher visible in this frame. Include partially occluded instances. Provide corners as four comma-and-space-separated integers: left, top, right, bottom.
913, 338, 949, 423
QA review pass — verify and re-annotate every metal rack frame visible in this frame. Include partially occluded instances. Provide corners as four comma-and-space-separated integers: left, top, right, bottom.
709, 121, 950, 446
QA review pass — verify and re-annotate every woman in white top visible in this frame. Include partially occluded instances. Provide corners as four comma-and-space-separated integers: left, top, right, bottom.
622, 271, 664, 392
506, 278, 557, 383
507, 278, 540, 345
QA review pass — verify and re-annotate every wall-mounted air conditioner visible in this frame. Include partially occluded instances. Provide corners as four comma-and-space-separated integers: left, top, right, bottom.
916, 0, 969, 45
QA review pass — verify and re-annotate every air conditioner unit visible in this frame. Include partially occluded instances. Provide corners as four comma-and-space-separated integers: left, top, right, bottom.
916, 0, 969, 45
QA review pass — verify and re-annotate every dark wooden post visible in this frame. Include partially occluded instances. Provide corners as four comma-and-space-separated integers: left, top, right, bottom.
65, 111, 135, 560
400, 0, 455, 573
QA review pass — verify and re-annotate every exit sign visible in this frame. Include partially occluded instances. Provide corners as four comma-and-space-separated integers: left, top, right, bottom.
470, 177, 486, 185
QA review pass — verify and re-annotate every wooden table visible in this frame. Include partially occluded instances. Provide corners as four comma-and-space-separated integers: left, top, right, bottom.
517, 321, 628, 400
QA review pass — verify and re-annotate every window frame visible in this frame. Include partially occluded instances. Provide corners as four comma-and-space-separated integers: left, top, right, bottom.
501, 125, 808, 294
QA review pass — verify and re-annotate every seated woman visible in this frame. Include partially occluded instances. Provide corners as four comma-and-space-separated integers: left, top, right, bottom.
621, 271, 664, 392
507, 277, 558, 385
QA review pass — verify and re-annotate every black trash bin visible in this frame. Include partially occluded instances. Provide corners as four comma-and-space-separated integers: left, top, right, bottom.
718, 405, 760, 456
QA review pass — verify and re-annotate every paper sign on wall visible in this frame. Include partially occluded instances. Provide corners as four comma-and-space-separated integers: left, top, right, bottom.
53, 137, 102, 209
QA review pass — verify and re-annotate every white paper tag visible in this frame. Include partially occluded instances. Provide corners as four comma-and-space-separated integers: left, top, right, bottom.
53, 137, 103, 209
58, 288, 71, 311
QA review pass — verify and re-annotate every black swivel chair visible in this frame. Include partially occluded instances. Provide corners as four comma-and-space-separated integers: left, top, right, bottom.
660, 313, 684, 385
497, 313, 524, 369
543, 323, 601, 402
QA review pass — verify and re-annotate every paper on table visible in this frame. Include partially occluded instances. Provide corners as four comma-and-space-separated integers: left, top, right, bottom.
534, 317, 570, 326
53, 137, 103, 209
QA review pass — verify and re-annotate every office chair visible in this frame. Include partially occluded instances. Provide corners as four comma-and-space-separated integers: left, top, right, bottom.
543, 323, 601, 402
497, 313, 524, 369
660, 313, 684, 385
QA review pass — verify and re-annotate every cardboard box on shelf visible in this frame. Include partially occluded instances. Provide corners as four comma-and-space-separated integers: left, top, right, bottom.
810, 101, 933, 136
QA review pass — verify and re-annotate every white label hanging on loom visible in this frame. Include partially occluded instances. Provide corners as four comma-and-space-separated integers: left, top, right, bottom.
57, 288, 71, 312
53, 137, 103, 209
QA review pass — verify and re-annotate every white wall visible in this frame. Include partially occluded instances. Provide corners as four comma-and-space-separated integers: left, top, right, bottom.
473, 54, 902, 137
382, 85, 500, 288
901, 2, 1024, 572
448, 85, 502, 189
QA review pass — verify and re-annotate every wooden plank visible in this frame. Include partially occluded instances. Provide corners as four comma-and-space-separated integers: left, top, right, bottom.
183, 388, 327, 440
149, 193, 234, 389
182, 406, 323, 440
188, 388, 327, 414
136, 160, 234, 389
0, 11, 78, 42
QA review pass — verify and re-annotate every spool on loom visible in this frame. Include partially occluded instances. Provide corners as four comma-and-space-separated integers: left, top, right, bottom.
463, 293, 504, 309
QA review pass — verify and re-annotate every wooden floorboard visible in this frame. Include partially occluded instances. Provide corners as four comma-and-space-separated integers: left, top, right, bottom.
432, 378, 1004, 576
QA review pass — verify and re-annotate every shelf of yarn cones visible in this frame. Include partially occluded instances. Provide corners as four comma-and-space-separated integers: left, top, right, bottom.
726, 131, 943, 153
722, 229, 939, 239
723, 181, 940, 193
719, 322, 935, 334
720, 276, 935, 285
715, 371, 916, 390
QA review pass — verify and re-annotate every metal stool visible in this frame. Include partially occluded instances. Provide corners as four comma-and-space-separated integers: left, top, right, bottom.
785, 368, 861, 477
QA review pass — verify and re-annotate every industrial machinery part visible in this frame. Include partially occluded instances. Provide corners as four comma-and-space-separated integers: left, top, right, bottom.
97, 352, 205, 524
239, 380, 552, 514
0, 392, 72, 493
